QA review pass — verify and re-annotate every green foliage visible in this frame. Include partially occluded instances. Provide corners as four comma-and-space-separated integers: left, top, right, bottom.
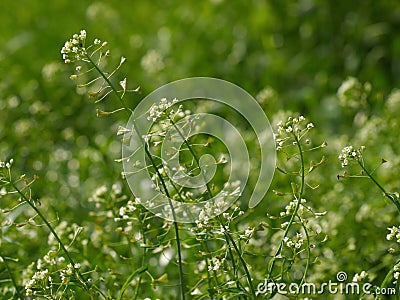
1, 1, 400, 299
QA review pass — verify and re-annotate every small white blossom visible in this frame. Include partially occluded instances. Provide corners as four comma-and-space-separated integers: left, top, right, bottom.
274, 115, 314, 149
285, 126, 293, 133
61, 30, 107, 64
387, 226, 400, 243
147, 98, 182, 122
338, 145, 364, 168
352, 270, 368, 282
208, 256, 225, 271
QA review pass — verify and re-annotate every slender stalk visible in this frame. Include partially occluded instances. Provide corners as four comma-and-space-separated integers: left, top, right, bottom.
160, 169, 218, 290
169, 117, 255, 297
137, 121, 186, 300
298, 219, 311, 288
11, 183, 95, 297
85, 55, 132, 113
380, 258, 400, 296
133, 212, 148, 300
223, 232, 242, 295
357, 161, 400, 213
117, 265, 147, 300
218, 216, 256, 297
266, 135, 306, 299
0, 253, 23, 298
84, 54, 186, 299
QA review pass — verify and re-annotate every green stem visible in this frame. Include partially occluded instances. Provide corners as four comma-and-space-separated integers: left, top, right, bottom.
117, 265, 147, 300
266, 135, 306, 299
298, 218, 311, 289
219, 216, 256, 298
224, 234, 243, 296
133, 211, 148, 300
85, 55, 185, 299
358, 161, 400, 213
85, 55, 132, 113
0, 253, 23, 298
169, 117, 255, 297
295, 135, 305, 201
12, 183, 90, 292
380, 259, 400, 294
139, 125, 186, 300
169, 118, 213, 197
162, 173, 218, 290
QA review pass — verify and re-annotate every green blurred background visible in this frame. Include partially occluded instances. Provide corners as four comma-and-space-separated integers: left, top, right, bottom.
2, 0, 399, 205
1, 1, 400, 296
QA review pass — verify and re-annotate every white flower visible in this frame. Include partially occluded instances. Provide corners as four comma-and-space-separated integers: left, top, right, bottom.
79, 30, 86, 39
387, 226, 400, 243
119, 78, 127, 91
394, 272, 399, 281
147, 98, 180, 122
338, 145, 363, 168
61, 30, 94, 63
285, 126, 293, 133
352, 270, 368, 282
5, 158, 13, 169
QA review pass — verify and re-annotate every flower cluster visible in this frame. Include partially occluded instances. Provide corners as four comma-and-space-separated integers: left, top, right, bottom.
60, 263, 81, 284
61, 30, 108, 64
338, 145, 365, 168
23, 248, 76, 296
39, 249, 62, 268
352, 270, 368, 282
61, 30, 87, 64
25, 269, 50, 296
222, 206, 245, 224
208, 256, 226, 271
116, 199, 137, 220
283, 232, 304, 249
393, 263, 400, 284
88, 183, 124, 207
280, 198, 307, 217
147, 98, 189, 122
1, 159, 14, 196
386, 226, 400, 243
0, 158, 13, 169
195, 209, 210, 229
88, 185, 108, 205
274, 115, 315, 150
